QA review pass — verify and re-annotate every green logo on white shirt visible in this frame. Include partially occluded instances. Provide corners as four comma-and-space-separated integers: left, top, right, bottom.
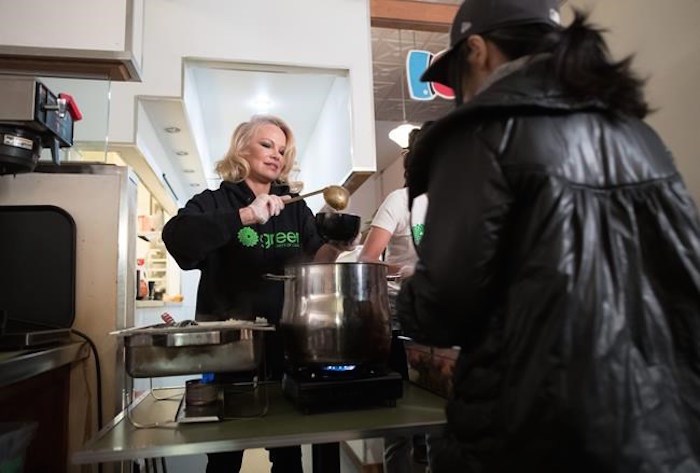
412, 223, 425, 244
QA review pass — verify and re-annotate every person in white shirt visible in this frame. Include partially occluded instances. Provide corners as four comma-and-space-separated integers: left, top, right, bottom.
363, 186, 427, 273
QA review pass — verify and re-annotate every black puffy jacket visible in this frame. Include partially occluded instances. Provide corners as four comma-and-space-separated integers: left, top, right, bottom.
398, 58, 700, 472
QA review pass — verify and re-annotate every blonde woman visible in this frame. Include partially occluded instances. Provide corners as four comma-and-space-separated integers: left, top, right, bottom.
163, 114, 345, 473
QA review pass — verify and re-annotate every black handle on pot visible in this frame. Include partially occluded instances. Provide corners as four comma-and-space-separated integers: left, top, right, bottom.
263, 273, 296, 281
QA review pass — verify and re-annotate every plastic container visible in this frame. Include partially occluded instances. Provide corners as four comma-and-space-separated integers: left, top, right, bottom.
404, 340, 460, 399
0, 422, 36, 473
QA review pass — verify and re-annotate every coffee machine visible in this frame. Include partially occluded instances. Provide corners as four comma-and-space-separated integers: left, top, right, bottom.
0, 75, 81, 175
0, 76, 82, 348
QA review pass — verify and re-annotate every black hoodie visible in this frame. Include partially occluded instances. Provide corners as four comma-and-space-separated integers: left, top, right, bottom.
162, 180, 324, 324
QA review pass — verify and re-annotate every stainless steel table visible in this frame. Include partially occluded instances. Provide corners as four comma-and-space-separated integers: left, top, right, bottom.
0, 341, 88, 388
73, 382, 447, 472
1, 341, 89, 472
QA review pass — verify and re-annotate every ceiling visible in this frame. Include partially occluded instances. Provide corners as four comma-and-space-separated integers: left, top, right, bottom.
372, 28, 452, 123
139, 24, 454, 201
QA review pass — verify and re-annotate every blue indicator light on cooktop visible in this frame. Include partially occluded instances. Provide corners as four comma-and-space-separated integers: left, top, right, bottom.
322, 365, 357, 372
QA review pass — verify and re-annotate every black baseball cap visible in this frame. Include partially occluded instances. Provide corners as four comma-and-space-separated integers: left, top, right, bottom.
421, 0, 562, 87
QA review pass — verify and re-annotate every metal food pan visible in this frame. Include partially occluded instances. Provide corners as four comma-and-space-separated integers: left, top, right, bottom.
120, 323, 272, 378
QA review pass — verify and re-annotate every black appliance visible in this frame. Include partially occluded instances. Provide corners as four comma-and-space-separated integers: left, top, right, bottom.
282, 362, 403, 414
0, 75, 81, 175
0, 205, 76, 348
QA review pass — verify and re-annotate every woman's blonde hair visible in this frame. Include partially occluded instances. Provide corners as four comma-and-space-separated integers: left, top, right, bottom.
215, 114, 297, 183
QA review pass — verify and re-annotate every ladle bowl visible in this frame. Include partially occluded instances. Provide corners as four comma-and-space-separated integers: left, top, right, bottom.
287, 185, 350, 211
321, 185, 350, 211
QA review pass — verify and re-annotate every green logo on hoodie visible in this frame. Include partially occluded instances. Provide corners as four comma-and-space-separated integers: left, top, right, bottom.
237, 227, 301, 249
238, 227, 259, 247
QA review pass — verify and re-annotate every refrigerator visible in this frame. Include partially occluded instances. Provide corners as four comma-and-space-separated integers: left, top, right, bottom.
0, 162, 136, 473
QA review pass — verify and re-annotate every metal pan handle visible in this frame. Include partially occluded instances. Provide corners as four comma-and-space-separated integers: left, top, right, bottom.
263, 273, 296, 281
128, 330, 226, 347
167, 331, 222, 347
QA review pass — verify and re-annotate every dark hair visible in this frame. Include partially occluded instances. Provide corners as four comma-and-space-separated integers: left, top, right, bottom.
460, 11, 650, 118
403, 121, 434, 184
406, 127, 422, 151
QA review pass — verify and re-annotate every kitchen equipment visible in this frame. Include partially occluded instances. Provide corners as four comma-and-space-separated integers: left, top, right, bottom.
287, 185, 350, 210
0, 205, 76, 349
112, 320, 274, 378
271, 262, 393, 366
404, 339, 460, 399
0, 163, 137, 448
282, 371, 403, 414
185, 378, 218, 406
0, 75, 81, 175
315, 212, 361, 242
266, 262, 403, 412
0, 329, 71, 350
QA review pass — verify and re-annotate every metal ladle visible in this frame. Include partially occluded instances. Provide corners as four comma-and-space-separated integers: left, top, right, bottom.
286, 185, 350, 211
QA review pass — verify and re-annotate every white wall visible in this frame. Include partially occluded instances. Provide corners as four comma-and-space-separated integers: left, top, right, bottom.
182, 67, 214, 187
340, 154, 405, 234
341, 120, 407, 230
567, 0, 700, 202
109, 0, 376, 187
135, 102, 189, 205
345, 175, 382, 231
375, 120, 406, 173
1, 0, 128, 51
380, 155, 406, 199
299, 76, 353, 212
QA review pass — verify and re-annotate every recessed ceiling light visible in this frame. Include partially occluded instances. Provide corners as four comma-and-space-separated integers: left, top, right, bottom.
190, 183, 201, 187
164, 126, 181, 133
250, 95, 273, 112
175, 151, 189, 156
183, 169, 195, 173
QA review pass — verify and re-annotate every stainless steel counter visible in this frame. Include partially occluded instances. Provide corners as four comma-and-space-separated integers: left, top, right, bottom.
0, 342, 89, 388
73, 382, 447, 469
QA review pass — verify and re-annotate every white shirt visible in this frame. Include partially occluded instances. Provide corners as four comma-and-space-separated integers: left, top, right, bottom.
370, 188, 428, 268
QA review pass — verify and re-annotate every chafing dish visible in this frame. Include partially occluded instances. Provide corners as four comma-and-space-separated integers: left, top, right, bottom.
112, 320, 274, 378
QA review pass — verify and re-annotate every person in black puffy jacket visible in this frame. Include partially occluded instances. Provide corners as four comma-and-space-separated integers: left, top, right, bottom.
397, 1, 700, 472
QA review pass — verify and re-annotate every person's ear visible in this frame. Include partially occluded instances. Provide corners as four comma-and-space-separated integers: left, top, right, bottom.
465, 35, 489, 70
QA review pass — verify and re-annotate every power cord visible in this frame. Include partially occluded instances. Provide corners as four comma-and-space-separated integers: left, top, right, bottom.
70, 329, 103, 430
70, 329, 104, 473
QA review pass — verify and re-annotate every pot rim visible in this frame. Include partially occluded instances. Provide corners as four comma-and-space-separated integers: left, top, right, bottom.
289, 261, 390, 267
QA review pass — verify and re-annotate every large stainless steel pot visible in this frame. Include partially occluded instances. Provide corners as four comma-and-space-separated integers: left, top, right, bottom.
266, 262, 393, 367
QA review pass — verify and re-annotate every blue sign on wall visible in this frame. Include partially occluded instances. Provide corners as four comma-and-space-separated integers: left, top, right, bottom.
406, 49, 454, 101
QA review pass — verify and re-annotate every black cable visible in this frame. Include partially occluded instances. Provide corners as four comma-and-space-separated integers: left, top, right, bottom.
70, 329, 103, 430
70, 329, 104, 473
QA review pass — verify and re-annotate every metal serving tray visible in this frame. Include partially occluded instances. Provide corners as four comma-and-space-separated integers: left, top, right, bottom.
112, 320, 274, 378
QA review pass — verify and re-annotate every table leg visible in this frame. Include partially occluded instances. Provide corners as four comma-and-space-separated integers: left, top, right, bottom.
312, 442, 340, 473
